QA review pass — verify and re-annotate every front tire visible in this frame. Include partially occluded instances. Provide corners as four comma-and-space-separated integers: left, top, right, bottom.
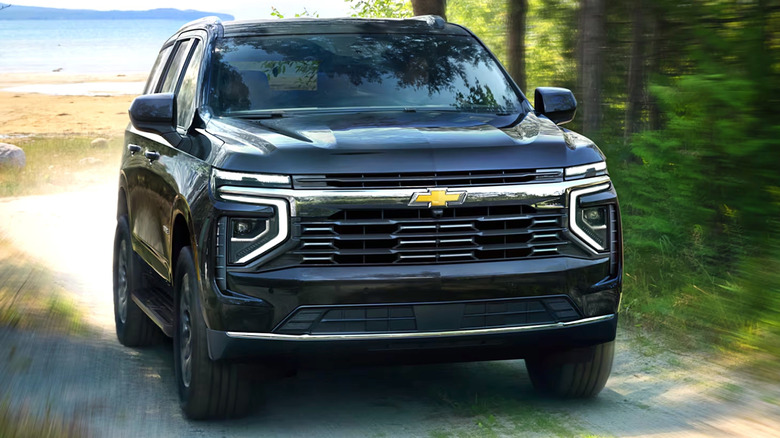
525, 341, 614, 398
173, 247, 250, 420
113, 216, 162, 347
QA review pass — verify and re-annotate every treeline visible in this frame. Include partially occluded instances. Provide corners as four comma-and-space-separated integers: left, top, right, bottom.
0, 5, 234, 21
350, 0, 780, 358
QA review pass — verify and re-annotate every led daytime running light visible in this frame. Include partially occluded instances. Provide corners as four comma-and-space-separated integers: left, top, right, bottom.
213, 168, 290, 186
565, 161, 607, 178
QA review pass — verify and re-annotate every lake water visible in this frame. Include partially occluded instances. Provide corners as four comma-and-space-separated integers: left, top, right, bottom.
0, 19, 187, 74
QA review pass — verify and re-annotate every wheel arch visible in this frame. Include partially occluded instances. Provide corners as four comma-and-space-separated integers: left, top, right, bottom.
170, 206, 195, 282
117, 173, 129, 219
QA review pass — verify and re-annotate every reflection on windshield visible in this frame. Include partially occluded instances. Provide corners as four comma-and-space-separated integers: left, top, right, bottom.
208, 33, 524, 115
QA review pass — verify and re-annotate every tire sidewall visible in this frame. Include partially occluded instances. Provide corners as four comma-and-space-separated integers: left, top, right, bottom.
526, 340, 615, 398
113, 216, 133, 340
173, 247, 208, 413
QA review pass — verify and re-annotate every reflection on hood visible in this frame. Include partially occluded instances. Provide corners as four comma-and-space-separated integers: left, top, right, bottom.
503, 113, 563, 143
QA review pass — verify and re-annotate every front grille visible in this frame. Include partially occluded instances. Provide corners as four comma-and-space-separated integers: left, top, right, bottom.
295, 205, 568, 265
292, 169, 563, 189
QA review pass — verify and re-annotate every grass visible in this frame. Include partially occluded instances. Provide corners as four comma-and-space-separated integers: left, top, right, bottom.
0, 239, 90, 436
0, 136, 122, 197
614, 204, 780, 382
0, 136, 110, 336
427, 400, 599, 438
422, 368, 593, 437
620, 244, 780, 350
0, 235, 87, 336
0, 400, 87, 438
0, 136, 104, 437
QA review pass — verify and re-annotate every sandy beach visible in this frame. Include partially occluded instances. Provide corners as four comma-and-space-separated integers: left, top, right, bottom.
0, 72, 146, 137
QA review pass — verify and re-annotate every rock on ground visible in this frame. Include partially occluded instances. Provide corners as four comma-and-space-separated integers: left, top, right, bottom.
0, 143, 25, 168
90, 138, 109, 149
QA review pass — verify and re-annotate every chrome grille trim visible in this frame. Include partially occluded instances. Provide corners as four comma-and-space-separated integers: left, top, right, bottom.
226, 314, 616, 341
216, 176, 611, 217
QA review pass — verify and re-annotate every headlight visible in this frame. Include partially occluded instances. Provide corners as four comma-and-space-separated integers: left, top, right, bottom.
569, 183, 611, 252
216, 197, 290, 265
577, 206, 607, 249
212, 168, 291, 265
228, 216, 277, 264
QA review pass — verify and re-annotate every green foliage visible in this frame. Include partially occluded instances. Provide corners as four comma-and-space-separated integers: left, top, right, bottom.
525, 0, 577, 94
347, 0, 413, 18
448, 0, 507, 66
270, 6, 319, 18
616, 52, 780, 356
448, 0, 577, 98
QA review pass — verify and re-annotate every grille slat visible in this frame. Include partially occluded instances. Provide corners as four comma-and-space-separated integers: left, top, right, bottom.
296, 241, 567, 255
301, 213, 564, 226
293, 169, 563, 189
296, 205, 567, 265
302, 227, 562, 242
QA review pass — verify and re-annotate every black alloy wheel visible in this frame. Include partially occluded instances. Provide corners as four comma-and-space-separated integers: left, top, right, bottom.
113, 215, 161, 347
173, 246, 250, 420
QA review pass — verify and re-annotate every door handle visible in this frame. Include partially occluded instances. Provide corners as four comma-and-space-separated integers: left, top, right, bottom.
127, 144, 142, 155
144, 150, 161, 162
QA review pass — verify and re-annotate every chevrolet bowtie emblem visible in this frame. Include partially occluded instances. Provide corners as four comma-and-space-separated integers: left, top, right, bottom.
409, 189, 467, 208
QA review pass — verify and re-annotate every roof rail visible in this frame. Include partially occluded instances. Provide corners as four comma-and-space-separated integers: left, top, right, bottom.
177, 16, 223, 33
410, 15, 446, 29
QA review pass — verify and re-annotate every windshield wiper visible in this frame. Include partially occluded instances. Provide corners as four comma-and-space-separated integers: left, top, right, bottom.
404, 106, 520, 116
230, 110, 288, 119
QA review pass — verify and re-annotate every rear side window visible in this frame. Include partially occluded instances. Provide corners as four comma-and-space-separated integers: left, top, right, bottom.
176, 40, 203, 132
159, 39, 194, 94
143, 45, 173, 94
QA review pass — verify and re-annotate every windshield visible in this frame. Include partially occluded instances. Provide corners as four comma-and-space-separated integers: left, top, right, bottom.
207, 33, 525, 116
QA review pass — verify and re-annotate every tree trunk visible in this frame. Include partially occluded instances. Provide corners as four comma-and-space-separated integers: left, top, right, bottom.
507, 0, 529, 93
577, 0, 605, 135
748, 0, 773, 114
647, 7, 662, 130
624, 0, 645, 139
411, 0, 447, 20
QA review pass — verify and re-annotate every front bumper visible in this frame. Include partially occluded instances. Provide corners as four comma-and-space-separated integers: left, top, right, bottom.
207, 313, 617, 362
206, 255, 620, 333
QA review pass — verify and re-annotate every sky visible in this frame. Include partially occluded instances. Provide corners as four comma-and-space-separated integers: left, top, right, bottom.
1, 0, 355, 20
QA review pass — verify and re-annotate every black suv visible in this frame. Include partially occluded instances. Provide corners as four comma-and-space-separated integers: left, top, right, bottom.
114, 16, 622, 419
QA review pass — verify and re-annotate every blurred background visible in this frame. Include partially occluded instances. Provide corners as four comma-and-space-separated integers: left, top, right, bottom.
0, 0, 778, 436
389, 0, 780, 367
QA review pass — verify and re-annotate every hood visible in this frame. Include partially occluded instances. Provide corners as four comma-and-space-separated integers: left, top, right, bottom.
207, 111, 605, 174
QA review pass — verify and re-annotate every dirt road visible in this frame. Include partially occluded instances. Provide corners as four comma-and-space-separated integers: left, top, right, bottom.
1, 186, 779, 437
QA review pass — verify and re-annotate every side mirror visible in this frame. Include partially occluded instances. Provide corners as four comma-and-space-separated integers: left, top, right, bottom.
128, 93, 180, 145
534, 87, 577, 125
